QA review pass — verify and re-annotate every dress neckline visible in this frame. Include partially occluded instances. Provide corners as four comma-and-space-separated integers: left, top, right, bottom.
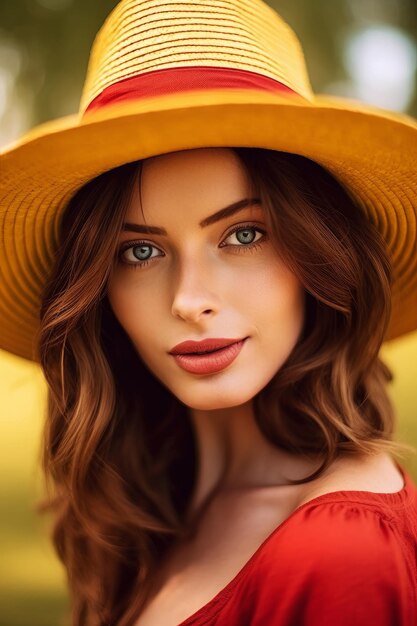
177, 460, 415, 626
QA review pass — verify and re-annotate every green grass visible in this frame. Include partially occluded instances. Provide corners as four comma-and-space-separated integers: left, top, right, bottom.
1, 331, 417, 625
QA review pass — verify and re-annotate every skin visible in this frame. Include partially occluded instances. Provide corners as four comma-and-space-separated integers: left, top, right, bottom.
106, 147, 327, 513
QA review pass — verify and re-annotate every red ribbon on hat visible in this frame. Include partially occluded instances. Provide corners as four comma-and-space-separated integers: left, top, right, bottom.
84, 66, 297, 114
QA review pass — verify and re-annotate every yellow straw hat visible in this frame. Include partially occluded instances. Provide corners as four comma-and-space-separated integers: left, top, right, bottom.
1, 0, 417, 362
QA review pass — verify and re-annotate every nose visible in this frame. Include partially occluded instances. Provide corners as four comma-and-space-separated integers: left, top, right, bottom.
171, 255, 220, 323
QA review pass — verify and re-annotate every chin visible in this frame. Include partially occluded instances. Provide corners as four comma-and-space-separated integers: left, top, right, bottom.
170, 383, 260, 412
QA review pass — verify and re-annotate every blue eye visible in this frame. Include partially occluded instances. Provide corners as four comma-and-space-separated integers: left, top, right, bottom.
221, 224, 266, 248
220, 224, 266, 247
236, 229, 256, 244
130, 244, 160, 262
118, 242, 164, 267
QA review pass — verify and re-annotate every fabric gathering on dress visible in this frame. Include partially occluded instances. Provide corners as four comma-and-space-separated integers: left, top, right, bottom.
175, 461, 417, 626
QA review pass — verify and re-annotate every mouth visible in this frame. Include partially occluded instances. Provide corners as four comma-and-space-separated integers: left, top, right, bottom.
169, 337, 247, 356
169, 338, 249, 375
188, 346, 228, 355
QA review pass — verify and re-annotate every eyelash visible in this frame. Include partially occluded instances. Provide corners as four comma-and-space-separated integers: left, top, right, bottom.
117, 223, 268, 270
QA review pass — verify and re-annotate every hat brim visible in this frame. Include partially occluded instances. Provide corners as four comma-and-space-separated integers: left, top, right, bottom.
1, 88, 416, 361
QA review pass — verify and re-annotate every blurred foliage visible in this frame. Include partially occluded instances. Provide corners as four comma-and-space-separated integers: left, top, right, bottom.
0, 1, 417, 625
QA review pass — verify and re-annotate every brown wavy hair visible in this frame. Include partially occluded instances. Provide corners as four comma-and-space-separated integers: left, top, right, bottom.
37, 148, 414, 626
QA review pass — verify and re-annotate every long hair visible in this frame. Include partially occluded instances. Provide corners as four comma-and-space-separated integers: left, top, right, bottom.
37, 148, 415, 626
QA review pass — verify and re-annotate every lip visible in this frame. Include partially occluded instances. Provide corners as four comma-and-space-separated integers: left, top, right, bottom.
169, 338, 248, 375
169, 337, 245, 355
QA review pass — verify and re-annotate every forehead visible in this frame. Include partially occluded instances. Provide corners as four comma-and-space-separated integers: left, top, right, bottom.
125, 147, 254, 224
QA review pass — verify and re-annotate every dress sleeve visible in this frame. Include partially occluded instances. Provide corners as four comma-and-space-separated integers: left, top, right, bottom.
248, 501, 414, 626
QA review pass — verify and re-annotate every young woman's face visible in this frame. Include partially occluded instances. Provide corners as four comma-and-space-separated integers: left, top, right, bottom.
107, 148, 305, 410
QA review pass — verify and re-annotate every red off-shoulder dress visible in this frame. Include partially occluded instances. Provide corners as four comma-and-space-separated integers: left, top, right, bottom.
177, 461, 417, 626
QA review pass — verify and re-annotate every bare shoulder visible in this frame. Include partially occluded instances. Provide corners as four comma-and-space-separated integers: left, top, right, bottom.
296, 452, 405, 508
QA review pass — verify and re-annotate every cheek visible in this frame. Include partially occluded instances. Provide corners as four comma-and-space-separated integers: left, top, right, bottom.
106, 275, 161, 346
237, 261, 304, 321
247, 262, 305, 357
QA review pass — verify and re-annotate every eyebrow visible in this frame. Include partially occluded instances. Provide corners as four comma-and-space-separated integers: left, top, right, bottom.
122, 197, 261, 235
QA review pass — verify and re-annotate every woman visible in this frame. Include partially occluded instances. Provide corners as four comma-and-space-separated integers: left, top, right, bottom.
1, 1, 416, 625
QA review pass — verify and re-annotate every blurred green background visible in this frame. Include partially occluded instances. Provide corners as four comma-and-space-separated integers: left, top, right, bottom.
0, 1, 416, 625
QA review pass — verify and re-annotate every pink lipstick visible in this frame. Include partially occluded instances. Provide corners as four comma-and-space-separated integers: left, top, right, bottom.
169, 337, 248, 374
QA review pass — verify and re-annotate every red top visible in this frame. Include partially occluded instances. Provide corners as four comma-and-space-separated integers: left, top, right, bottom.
177, 461, 417, 626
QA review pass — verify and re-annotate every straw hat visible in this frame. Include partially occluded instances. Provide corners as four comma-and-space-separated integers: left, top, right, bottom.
1, 0, 416, 362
